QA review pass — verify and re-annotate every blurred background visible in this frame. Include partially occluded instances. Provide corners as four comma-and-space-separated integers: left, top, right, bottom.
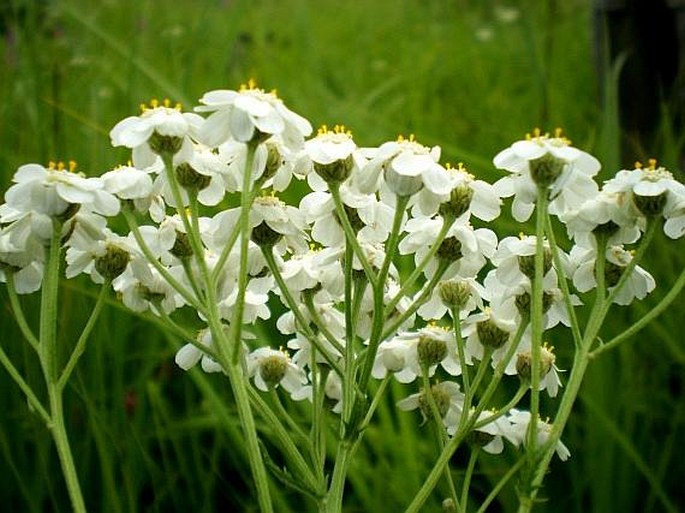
0, 1, 683, 512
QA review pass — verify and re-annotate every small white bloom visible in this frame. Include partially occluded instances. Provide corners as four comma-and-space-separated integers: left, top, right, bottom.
493, 129, 600, 221
196, 81, 312, 149
246, 347, 307, 394
505, 409, 570, 461
110, 99, 202, 168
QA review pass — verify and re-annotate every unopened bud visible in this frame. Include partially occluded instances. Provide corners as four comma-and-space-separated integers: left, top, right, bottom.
170, 231, 193, 259
175, 162, 211, 190
94, 244, 130, 280
417, 334, 448, 367
259, 355, 287, 389
148, 131, 183, 155
314, 155, 354, 185
517, 247, 552, 280
436, 236, 463, 261
438, 279, 472, 310
476, 318, 510, 349
633, 191, 667, 217
251, 221, 283, 247
529, 152, 565, 188
439, 183, 474, 219
514, 290, 555, 317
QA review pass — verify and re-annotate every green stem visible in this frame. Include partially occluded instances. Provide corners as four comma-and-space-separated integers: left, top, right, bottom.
383, 214, 454, 316
460, 448, 479, 513
590, 265, 685, 359
58, 283, 109, 390
40, 219, 87, 513
0, 344, 50, 423
451, 307, 470, 402
262, 247, 344, 376
122, 208, 205, 314
6, 274, 40, 350
329, 184, 377, 287
474, 456, 526, 513
527, 187, 548, 462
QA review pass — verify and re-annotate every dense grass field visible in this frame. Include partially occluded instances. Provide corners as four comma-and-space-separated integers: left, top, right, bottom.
1, 0, 683, 512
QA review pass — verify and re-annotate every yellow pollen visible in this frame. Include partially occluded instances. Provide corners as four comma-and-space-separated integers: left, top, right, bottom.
48, 160, 76, 172
647, 158, 657, 170
635, 161, 643, 170
518, 232, 527, 240
240, 78, 259, 91
139, 97, 181, 112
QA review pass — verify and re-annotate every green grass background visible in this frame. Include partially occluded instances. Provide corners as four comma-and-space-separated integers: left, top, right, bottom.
0, 0, 683, 511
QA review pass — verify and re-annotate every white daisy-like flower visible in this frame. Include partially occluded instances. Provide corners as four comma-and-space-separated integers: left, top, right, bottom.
603, 160, 685, 238
5, 161, 119, 217
175, 327, 224, 373
246, 347, 307, 394
196, 80, 313, 149
415, 162, 502, 221
493, 129, 600, 221
0, 226, 44, 294
560, 188, 642, 247
458, 409, 515, 453
397, 381, 465, 431
373, 325, 463, 383
505, 409, 571, 461
571, 244, 656, 305
110, 99, 202, 168
356, 135, 452, 197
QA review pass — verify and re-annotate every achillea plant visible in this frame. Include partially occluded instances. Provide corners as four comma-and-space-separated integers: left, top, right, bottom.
1, 83, 683, 513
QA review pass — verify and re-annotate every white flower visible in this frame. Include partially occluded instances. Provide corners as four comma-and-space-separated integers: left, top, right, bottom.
493, 129, 600, 221
560, 188, 642, 247
356, 136, 451, 197
110, 99, 202, 168
5, 162, 119, 217
414, 163, 501, 221
373, 325, 462, 383
505, 409, 570, 461
0, 226, 44, 293
196, 81, 312, 149
603, 161, 685, 238
250, 194, 308, 253
175, 328, 224, 373
246, 347, 307, 394
571, 244, 656, 305
397, 381, 465, 431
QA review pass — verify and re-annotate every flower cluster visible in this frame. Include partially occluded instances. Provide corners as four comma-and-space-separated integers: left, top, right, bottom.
2, 80, 682, 479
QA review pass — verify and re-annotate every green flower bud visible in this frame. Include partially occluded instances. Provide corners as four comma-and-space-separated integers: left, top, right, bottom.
438, 279, 472, 310
601, 259, 624, 288
476, 318, 510, 349
417, 385, 452, 419
514, 290, 555, 317
529, 152, 565, 188
314, 155, 354, 185
170, 231, 194, 259
259, 355, 287, 389
442, 498, 457, 513
94, 244, 130, 280
251, 221, 283, 248
264, 142, 284, 181
175, 162, 211, 190
633, 191, 668, 217
436, 236, 463, 261
439, 183, 474, 219
592, 220, 620, 238
148, 131, 183, 155
417, 334, 448, 367
516, 344, 555, 382
467, 429, 496, 448
517, 247, 552, 280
